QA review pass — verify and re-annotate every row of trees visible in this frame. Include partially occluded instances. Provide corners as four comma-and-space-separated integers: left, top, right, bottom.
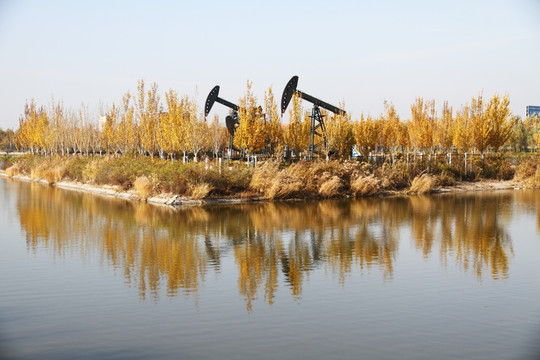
13, 80, 540, 159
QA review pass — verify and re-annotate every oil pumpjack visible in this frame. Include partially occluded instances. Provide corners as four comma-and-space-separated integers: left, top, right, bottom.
281, 75, 346, 160
204, 85, 239, 158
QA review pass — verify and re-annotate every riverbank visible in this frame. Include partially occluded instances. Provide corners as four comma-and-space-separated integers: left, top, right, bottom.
0, 168, 524, 208
0, 172, 263, 207
1, 153, 537, 207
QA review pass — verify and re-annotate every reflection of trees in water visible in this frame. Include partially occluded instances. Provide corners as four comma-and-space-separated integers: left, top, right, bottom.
15, 181, 518, 310
514, 190, 540, 234
407, 193, 513, 280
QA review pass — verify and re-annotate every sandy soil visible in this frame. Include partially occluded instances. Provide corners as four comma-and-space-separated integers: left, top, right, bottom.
438, 179, 518, 193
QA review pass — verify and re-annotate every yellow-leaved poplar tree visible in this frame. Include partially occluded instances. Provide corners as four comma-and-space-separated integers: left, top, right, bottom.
469, 93, 490, 154
325, 102, 354, 159
453, 105, 472, 152
354, 114, 380, 157
283, 93, 308, 156
409, 97, 435, 152
435, 101, 455, 152
233, 81, 267, 156
485, 93, 512, 151
264, 86, 283, 156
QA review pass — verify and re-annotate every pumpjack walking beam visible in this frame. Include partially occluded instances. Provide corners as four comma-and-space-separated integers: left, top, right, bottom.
280, 76, 346, 160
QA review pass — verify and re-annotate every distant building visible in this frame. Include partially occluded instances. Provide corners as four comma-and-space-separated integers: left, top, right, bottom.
526, 105, 540, 117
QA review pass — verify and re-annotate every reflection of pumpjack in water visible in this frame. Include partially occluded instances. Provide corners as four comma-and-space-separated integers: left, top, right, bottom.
281, 75, 346, 160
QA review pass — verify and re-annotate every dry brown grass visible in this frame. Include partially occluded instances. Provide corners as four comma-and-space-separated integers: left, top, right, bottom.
266, 173, 302, 199
436, 170, 456, 187
351, 175, 380, 196
30, 166, 43, 180
375, 161, 410, 190
250, 160, 280, 194
515, 155, 540, 188
409, 174, 436, 194
190, 183, 213, 199
134, 176, 153, 200
5, 164, 20, 177
42, 166, 66, 185
250, 160, 307, 199
318, 176, 342, 198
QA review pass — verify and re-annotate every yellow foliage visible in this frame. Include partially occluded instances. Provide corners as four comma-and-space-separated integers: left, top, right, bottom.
325, 105, 354, 159
283, 93, 309, 155
354, 114, 380, 157
234, 81, 267, 155
409, 97, 435, 151
264, 86, 283, 155
435, 101, 455, 152
486, 93, 512, 151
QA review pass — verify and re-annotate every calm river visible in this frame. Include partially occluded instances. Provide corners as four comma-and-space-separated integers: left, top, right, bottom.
0, 178, 539, 360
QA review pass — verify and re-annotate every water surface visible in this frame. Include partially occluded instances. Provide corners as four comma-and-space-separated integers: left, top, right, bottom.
0, 178, 539, 359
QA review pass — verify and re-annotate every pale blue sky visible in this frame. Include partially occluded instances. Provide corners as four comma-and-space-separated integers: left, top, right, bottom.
0, 0, 539, 130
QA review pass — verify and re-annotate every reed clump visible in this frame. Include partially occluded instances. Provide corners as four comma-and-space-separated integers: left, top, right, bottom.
351, 175, 380, 196
250, 160, 302, 199
249, 160, 280, 194
409, 174, 436, 194
318, 175, 343, 198
190, 182, 213, 199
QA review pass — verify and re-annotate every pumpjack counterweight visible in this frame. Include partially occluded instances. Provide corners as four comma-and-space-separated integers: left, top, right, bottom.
281, 76, 346, 160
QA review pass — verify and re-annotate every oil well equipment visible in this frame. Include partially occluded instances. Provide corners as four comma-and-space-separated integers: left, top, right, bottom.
281, 75, 346, 160
204, 85, 240, 157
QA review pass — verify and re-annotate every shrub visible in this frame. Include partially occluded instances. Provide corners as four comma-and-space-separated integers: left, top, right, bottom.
134, 176, 153, 200
436, 170, 456, 187
375, 161, 410, 190
1, 160, 13, 170
515, 155, 540, 187
64, 157, 92, 181
13, 154, 40, 175
82, 158, 103, 183
42, 166, 66, 185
